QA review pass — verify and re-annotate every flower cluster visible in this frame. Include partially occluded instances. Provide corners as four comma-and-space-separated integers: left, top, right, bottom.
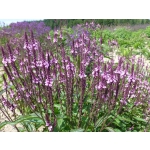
0, 21, 50, 37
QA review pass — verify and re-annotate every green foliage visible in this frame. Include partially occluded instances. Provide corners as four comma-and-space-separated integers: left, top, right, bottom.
90, 25, 150, 59
0, 113, 44, 132
44, 19, 150, 29
117, 47, 133, 58
113, 28, 131, 39
70, 128, 84, 132
145, 26, 150, 38
104, 127, 115, 132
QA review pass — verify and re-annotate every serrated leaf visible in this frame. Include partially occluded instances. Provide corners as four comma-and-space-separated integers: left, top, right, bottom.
95, 115, 108, 129
70, 128, 84, 132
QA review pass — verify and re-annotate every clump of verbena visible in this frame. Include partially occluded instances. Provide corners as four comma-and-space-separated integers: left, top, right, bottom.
0, 28, 150, 132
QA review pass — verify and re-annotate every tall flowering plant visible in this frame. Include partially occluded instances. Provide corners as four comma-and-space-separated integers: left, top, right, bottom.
0, 30, 150, 132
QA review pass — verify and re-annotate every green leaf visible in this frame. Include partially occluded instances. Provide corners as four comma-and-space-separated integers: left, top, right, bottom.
17, 127, 26, 132
0, 114, 43, 130
24, 122, 35, 132
133, 117, 147, 123
95, 115, 108, 129
114, 128, 122, 132
117, 116, 134, 124
105, 127, 115, 132
57, 118, 63, 129
54, 104, 61, 108
0, 121, 8, 129
70, 128, 84, 132
114, 118, 120, 124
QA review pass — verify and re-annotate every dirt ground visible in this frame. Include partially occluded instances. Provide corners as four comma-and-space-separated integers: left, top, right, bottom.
0, 66, 17, 132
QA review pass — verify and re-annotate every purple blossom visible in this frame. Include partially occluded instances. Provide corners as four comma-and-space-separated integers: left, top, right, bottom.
47, 35, 51, 40
45, 78, 53, 87
95, 82, 107, 90
53, 36, 58, 43
79, 72, 87, 79
1, 96, 17, 111
120, 99, 127, 105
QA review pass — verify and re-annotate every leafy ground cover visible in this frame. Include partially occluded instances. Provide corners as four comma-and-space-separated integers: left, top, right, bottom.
0, 21, 150, 132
